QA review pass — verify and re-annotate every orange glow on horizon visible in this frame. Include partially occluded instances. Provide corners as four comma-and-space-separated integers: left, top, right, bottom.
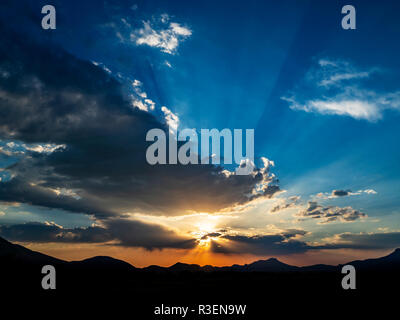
16, 242, 395, 270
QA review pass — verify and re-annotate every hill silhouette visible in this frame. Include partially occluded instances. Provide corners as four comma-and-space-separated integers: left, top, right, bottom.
1, 236, 399, 318
0, 236, 64, 266
2, 236, 400, 272
70, 256, 136, 271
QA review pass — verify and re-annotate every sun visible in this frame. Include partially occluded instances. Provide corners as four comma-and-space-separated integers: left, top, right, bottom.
192, 221, 219, 248
197, 235, 212, 247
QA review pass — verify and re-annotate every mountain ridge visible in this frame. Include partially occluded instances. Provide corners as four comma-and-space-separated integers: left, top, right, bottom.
1, 236, 400, 272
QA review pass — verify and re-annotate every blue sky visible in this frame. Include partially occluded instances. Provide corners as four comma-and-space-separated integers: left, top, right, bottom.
0, 0, 400, 266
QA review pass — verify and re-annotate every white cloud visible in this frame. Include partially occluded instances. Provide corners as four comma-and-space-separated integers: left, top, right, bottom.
132, 100, 149, 111
144, 99, 155, 110
283, 58, 400, 122
161, 106, 179, 132
131, 79, 156, 112
289, 99, 382, 121
315, 58, 374, 87
1, 142, 65, 155
132, 15, 192, 54
319, 72, 370, 87
51, 188, 81, 200
169, 22, 192, 36
23, 143, 66, 154
160, 13, 170, 24
91, 61, 112, 74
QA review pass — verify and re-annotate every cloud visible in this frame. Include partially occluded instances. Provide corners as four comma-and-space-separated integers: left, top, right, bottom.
132, 14, 192, 54
210, 229, 310, 255
0, 222, 111, 243
161, 106, 179, 132
317, 231, 400, 250
293, 99, 382, 121
315, 189, 377, 199
0, 25, 280, 221
201, 232, 222, 240
105, 218, 197, 250
210, 229, 400, 254
297, 201, 367, 224
332, 190, 351, 197
269, 196, 301, 213
282, 58, 400, 121
128, 79, 156, 112
314, 59, 375, 87
0, 219, 197, 250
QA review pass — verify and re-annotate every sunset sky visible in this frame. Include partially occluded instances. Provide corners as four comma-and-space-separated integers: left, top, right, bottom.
1, 0, 400, 267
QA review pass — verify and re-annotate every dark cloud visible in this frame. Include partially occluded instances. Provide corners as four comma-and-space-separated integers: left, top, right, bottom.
210, 230, 310, 255
297, 201, 366, 223
0, 24, 279, 220
200, 232, 222, 240
0, 177, 114, 217
270, 196, 300, 213
104, 218, 197, 250
0, 219, 197, 250
210, 229, 400, 255
315, 232, 400, 250
332, 190, 351, 197
0, 222, 111, 243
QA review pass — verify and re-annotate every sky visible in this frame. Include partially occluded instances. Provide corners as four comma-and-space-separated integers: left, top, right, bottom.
0, 0, 400, 267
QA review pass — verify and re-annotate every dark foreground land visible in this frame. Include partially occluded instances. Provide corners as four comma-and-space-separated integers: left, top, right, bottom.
1, 236, 398, 318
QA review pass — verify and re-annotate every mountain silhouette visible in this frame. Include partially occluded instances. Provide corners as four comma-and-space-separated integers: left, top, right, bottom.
0, 236, 134, 272
1, 236, 399, 316
0, 236, 64, 266
70, 256, 136, 271
168, 262, 203, 272
1, 236, 400, 272
242, 257, 299, 272
343, 247, 400, 270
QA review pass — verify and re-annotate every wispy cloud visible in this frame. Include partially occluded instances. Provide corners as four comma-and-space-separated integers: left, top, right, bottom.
282, 58, 400, 121
314, 59, 375, 87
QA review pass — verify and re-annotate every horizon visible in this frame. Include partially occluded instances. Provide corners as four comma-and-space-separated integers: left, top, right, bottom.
3, 236, 399, 269
1, 0, 400, 269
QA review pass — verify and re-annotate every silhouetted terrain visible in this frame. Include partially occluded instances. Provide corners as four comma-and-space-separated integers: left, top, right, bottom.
1, 237, 398, 318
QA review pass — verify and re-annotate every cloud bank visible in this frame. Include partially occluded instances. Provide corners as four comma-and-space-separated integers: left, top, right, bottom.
0, 25, 279, 251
